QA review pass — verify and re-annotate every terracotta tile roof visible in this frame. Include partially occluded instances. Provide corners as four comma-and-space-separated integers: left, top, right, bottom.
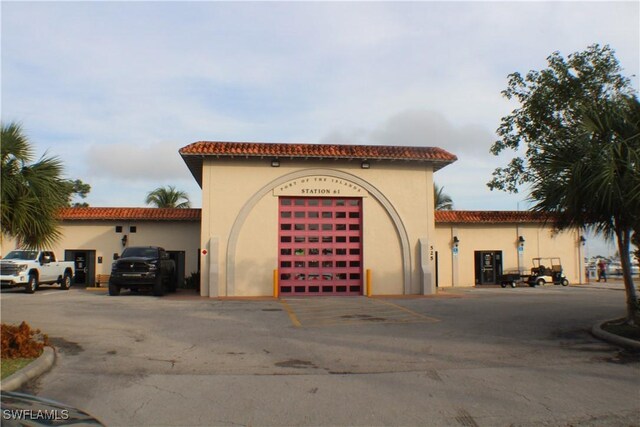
179, 141, 457, 185
57, 208, 550, 225
434, 210, 552, 223
57, 207, 201, 222
180, 141, 457, 162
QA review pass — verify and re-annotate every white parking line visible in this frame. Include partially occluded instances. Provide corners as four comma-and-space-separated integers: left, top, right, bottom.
282, 296, 439, 327
0, 290, 69, 297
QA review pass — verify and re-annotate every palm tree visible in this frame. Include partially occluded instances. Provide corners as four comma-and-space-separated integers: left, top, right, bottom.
529, 95, 640, 323
145, 186, 191, 208
632, 229, 640, 264
434, 183, 453, 210
1, 122, 68, 249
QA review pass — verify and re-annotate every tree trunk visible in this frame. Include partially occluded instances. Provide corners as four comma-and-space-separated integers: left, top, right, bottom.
616, 226, 638, 325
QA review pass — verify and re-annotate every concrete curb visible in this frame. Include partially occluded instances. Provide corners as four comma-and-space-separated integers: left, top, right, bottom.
1, 346, 56, 391
592, 320, 640, 351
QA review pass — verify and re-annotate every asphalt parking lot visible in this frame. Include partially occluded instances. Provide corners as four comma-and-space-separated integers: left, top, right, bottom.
1, 284, 639, 426
280, 296, 440, 327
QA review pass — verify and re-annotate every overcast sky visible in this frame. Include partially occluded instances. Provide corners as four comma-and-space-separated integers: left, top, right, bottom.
2, 1, 638, 256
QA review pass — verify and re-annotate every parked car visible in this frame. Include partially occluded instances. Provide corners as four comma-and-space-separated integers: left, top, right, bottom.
0, 250, 74, 294
527, 257, 569, 287
108, 246, 176, 296
1, 391, 104, 426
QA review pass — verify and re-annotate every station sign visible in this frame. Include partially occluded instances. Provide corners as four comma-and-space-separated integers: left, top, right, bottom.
273, 175, 368, 197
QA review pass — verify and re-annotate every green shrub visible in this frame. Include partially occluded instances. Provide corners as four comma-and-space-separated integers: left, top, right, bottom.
183, 272, 200, 291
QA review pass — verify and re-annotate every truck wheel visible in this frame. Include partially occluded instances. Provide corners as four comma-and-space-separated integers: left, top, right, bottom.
61, 271, 72, 290
25, 273, 38, 294
561, 278, 569, 286
536, 278, 545, 287
108, 282, 121, 296
169, 273, 178, 293
153, 276, 165, 297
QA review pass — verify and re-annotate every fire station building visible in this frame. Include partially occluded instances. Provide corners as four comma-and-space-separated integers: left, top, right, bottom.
1, 141, 586, 295
179, 142, 585, 297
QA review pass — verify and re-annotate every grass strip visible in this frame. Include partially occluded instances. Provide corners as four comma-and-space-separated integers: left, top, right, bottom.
1, 358, 35, 380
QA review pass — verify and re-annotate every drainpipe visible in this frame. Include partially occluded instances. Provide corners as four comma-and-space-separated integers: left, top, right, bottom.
452, 227, 459, 287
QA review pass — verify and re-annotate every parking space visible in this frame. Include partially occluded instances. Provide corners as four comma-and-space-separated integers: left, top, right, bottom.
1, 284, 638, 426
280, 296, 439, 327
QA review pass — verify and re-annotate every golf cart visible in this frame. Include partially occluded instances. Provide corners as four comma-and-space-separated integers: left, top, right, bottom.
527, 257, 569, 287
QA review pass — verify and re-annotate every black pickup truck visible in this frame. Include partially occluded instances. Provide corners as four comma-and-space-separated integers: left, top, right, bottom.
108, 246, 176, 296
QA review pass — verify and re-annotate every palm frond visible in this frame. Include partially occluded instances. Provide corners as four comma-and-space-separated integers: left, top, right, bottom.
1, 122, 67, 249
434, 183, 453, 210
145, 185, 191, 208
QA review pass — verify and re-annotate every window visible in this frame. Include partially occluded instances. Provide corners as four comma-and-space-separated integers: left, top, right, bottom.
115, 226, 123, 233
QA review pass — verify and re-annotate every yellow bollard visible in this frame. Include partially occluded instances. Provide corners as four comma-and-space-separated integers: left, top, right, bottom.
273, 269, 279, 298
366, 269, 372, 297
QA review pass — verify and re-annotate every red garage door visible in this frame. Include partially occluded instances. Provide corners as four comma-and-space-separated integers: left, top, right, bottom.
278, 197, 363, 296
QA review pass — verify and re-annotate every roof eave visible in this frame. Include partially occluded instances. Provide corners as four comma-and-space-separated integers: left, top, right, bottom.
180, 152, 456, 183
180, 153, 204, 188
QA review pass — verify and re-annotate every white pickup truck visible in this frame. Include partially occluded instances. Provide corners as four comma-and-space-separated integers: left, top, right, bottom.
0, 250, 75, 293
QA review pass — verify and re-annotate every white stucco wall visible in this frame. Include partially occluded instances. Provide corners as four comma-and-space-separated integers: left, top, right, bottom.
434, 223, 583, 286
1, 220, 200, 280
200, 158, 435, 297
1, 213, 585, 293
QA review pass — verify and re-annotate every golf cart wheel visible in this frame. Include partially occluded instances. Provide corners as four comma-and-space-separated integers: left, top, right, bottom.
510, 281, 517, 288
501, 283, 507, 288
561, 278, 569, 286
536, 278, 545, 287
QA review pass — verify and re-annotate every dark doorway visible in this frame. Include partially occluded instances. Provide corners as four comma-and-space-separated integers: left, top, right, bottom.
64, 250, 96, 286
435, 251, 439, 288
167, 251, 186, 288
474, 251, 503, 285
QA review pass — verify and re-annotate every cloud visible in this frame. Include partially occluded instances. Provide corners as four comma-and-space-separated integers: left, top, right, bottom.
318, 109, 518, 210
320, 109, 494, 154
2, 1, 637, 216
85, 140, 189, 182
371, 110, 494, 154
78, 140, 202, 208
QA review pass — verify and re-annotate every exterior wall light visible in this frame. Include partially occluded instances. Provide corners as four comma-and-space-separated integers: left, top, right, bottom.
271, 159, 280, 167
580, 236, 586, 246
361, 160, 370, 169
121, 234, 128, 247
518, 235, 525, 247
453, 236, 460, 247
